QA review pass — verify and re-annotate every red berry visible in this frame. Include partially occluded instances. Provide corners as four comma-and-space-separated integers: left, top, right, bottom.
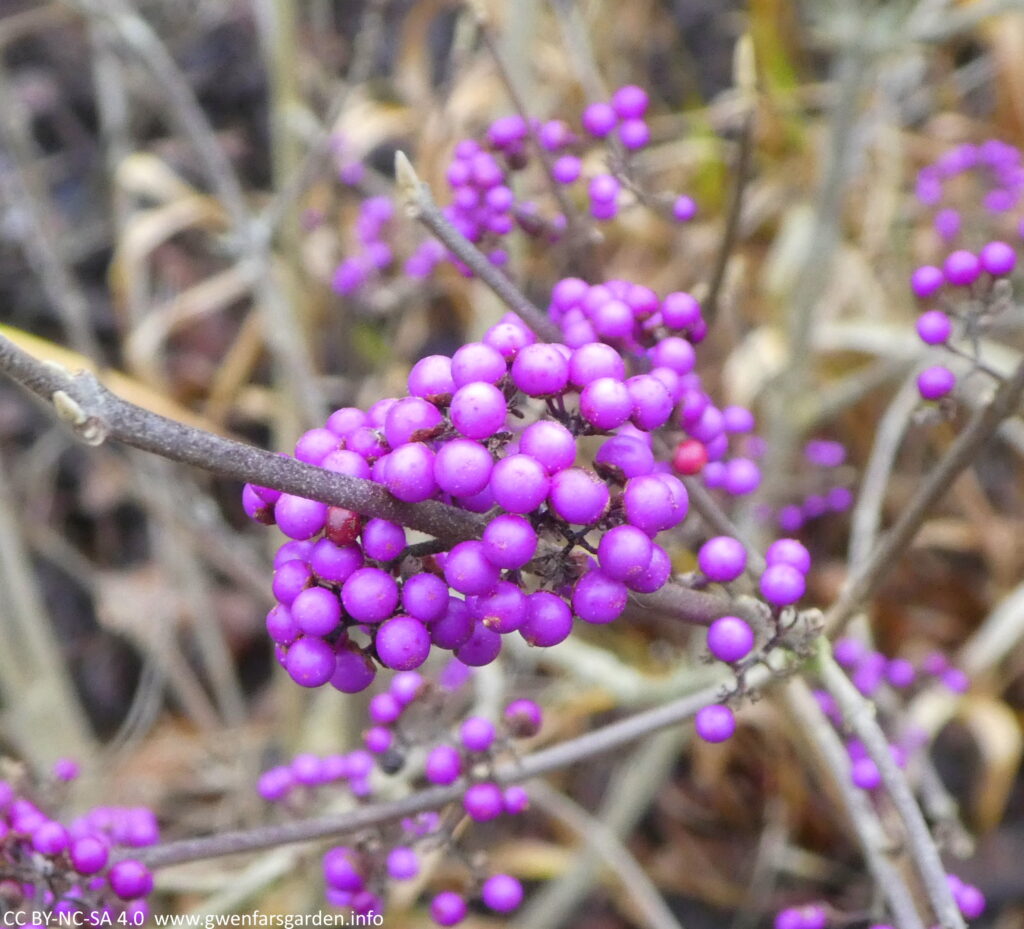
672, 439, 707, 475
324, 506, 362, 545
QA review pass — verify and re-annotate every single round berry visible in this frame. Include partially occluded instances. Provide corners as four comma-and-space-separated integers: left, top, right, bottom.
597, 434, 656, 479
482, 514, 538, 570
463, 782, 504, 821
697, 536, 747, 583
511, 343, 570, 397
707, 616, 755, 663
402, 572, 450, 623
108, 860, 154, 900
695, 705, 736, 743
582, 102, 617, 137
504, 698, 543, 737
451, 342, 507, 386
454, 620, 503, 666
274, 494, 328, 540
476, 875, 523, 917
433, 438, 494, 497
612, 84, 649, 119
916, 310, 952, 345
760, 563, 806, 606
765, 538, 811, 574
520, 591, 573, 647
672, 438, 707, 475
597, 525, 654, 582
386, 846, 419, 881
519, 421, 577, 474
291, 587, 342, 636
450, 382, 508, 439
70, 836, 109, 875
943, 249, 981, 286
375, 616, 431, 671
383, 397, 443, 447
475, 581, 528, 633
425, 745, 462, 785
460, 716, 497, 752
323, 847, 365, 892
342, 567, 400, 623
330, 644, 377, 693
572, 570, 628, 624
490, 454, 551, 514
910, 265, 944, 298
285, 637, 337, 688
548, 467, 611, 525
431, 891, 468, 926
580, 377, 633, 430
979, 239, 1016, 276
917, 364, 956, 400
623, 474, 689, 535
569, 342, 626, 386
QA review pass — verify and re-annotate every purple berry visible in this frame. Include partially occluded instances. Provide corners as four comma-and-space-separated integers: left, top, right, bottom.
108, 860, 153, 900
759, 563, 806, 606
504, 698, 543, 737
375, 616, 431, 670
285, 637, 337, 688
291, 587, 342, 636
490, 454, 551, 514
450, 382, 508, 439
342, 567, 400, 623
520, 591, 573, 647
511, 343, 570, 397
433, 438, 494, 498
519, 421, 577, 474
454, 620, 503, 666
460, 716, 496, 752
463, 782, 504, 821
581, 102, 617, 137
386, 846, 419, 881
430, 891, 468, 926
481, 873, 524, 913
612, 84, 649, 119
916, 310, 952, 345
695, 704, 735, 743
917, 364, 956, 400
597, 525, 654, 582
765, 538, 811, 574
482, 514, 538, 569
979, 239, 1016, 276
911, 265, 944, 298
623, 474, 689, 535
943, 249, 981, 286
706, 616, 755, 663
572, 569, 628, 624
451, 342, 507, 386
697, 536, 747, 583
425, 744, 462, 785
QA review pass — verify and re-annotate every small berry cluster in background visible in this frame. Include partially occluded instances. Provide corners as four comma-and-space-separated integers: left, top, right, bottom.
258, 665, 539, 924
911, 142, 1021, 402
764, 440, 854, 535
332, 85, 697, 292
0, 761, 157, 924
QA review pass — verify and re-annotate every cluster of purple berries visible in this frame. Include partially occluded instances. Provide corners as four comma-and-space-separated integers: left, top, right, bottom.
331, 196, 396, 295
762, 440, 853, 534
916, 139, 1024, 223
243, 308, 717, 693
338, 86, 697, 290
0, 762, 157, 923
261, 675, 540, 924
911, 143, 1022, 402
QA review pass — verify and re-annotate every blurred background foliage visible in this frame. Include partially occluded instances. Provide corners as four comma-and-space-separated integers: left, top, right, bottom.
1, 0, 1023, 926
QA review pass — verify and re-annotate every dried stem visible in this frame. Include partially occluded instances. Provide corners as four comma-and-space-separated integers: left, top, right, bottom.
782, 678, 926, 929
825, 359, 1024, 635
817, 643, 965, 929
395, 152, 563, 342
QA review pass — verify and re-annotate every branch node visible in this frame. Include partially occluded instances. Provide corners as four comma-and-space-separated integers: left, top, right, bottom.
51, 389, 109, 446
394, 151, 424, 217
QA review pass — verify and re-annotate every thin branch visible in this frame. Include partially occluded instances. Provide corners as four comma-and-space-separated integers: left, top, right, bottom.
0, 332, 736, 627
472, 3, 594, 274
395, 152, 563, 343
528, 781, 687, 929
817, 645, 965, 929
135, 668, 761, 869
825, 359, 1024, 635
782, 678, 926, 929
701, 109, 755, 327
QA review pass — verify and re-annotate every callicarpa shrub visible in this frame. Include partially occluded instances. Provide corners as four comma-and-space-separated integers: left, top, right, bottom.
1, 22, 1022, 927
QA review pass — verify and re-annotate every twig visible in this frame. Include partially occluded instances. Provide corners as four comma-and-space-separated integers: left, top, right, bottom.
528, 781, 688, 929
825, 359, 1024, 635
847, 376, 921, 572
395, 152, 563, 342
135, 668, 765, 869
817, 644, 965, 929
472, 3, 594, 274
782, 678, 926, 929
514, 730, 685, 929
0, 331, 737, 628
256, 0, 389, 241
703, 30, 757, 329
